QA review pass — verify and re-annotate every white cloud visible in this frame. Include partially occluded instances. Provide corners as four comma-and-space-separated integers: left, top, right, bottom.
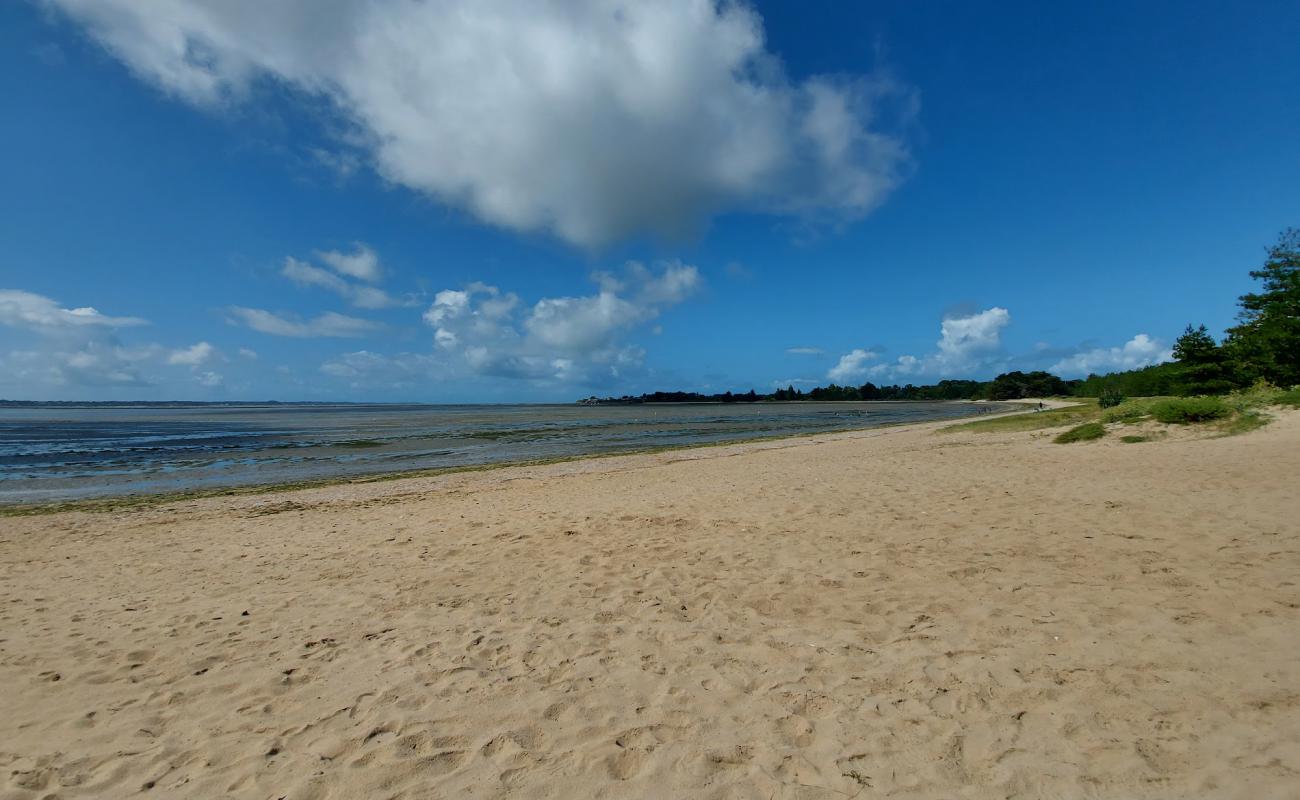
46, 0, 916, 248
423, 289, 472, 327
315, 243, 381, 282
526, 293, 642, 353
227, 307, 380, 338
167, 340, 218, 366
0, 288, 147, 331
786, 346, 823, 355
1049, 334, 1172, 377
281, 253, 407, 309
936, 307, 1010, 366
419, 261, 699, 384
238, 347, 258, 359
0, 341, 169, 391
826, 348, 879, 382
831, 307, 1011, 382
0, 289, 242, 395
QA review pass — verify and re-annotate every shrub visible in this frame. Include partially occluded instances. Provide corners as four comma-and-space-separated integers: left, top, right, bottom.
1101, 400, 1151, 424
1149, 397, 1230, 424
1120, 435, 1149, 443
1276, 387, 1300, 408
1054, 422, 1106, 443
1098, 387, 1126, 409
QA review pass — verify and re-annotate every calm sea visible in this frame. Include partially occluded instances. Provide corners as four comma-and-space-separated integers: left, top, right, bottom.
0, 401, 1006, 503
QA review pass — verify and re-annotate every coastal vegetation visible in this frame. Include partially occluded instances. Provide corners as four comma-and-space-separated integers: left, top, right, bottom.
1054, 422, 1107, 443
947, 384, 1297, 440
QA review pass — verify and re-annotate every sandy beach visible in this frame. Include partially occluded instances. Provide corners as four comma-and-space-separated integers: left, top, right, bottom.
2, 408, 1298, 799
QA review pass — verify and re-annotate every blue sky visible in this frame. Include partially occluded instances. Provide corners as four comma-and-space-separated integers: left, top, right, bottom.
2, 1, 1297, 402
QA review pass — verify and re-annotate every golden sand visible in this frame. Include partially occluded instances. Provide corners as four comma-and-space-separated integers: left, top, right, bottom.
3, 409, 1298, 798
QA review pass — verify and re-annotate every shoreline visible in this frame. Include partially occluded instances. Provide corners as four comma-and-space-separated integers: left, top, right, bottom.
0, 400, 1041, 517
2, 403, 1296, 797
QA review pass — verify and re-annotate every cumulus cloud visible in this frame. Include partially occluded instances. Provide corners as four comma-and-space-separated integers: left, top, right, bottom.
418, 261, 699, 384
0, 289, 236, 394
935, 308, 1010, 366
227, 307, 380, 338
1049, 334, 1172, 377
831, 307, 1011, 382
0, 288, 147, 331
826, 348, 879, 382
0, 289, 156, 389
45, 0, 917, 247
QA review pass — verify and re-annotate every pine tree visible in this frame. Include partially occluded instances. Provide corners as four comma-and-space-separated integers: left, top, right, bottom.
1172, 324, 1235, 394
1225, 228, 1300, 386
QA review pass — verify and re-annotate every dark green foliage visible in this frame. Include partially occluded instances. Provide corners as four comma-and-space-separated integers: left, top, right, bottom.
1223, 228, 1300, 387
808, 383, 862, 401
1149, 397, 1229, 424
1172, 323, 1218, 362
1072, 362, 1185, 398
1277, 388, 1300, 408
1054, 422, 1106, 443
1120, 435, 1149, 443
1172, 324, 1238, 395
1097, 387, 1126, 408
987, 371, 1072, 400
589, 376, 1052, 404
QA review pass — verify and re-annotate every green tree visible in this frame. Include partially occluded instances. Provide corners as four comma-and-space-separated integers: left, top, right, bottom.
1225, 228, 1300, 386
1172, 323, 1236, 394
1172, 324, 1217, 363
988, 371, 1069, 400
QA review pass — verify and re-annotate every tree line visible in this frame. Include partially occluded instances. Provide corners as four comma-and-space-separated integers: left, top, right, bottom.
582, 228, 1299, 405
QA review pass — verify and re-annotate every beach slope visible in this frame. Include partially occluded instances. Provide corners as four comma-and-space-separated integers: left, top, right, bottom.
2, 411, 1298, 798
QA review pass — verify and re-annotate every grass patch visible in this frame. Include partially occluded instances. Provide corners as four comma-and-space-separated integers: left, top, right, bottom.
941, 401, 1098, 434
1149, 397, 1230, 424
1054, 422, 1106, 443
1270, 387, 1300, 408
1100, 399, 1156, 424
1119, 434, 1150, 444
1219, 410, 1270, 436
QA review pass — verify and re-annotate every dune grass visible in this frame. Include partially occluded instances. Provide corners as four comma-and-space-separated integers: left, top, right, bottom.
941, 401, 1098, 434
1220, 410, 1270, 436
1149, 396, 1231, 424
1054, 422, 1106, 443
947, 384, 1297, 441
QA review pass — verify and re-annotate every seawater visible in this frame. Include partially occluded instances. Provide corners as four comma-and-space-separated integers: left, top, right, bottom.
0, 401, 1008, 502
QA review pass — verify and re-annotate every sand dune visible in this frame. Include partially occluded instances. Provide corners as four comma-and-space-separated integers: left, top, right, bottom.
2, 410, 1299, 799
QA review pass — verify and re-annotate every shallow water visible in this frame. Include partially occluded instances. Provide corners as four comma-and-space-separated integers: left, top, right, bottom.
0, 401, 1007, 502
